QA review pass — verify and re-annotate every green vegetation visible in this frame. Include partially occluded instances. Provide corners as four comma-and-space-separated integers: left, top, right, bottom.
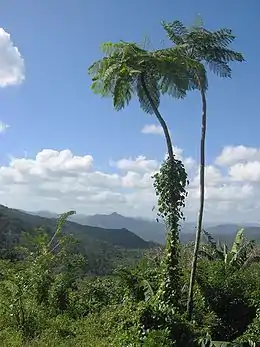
1, 18, 259, 347
0, 204, 152, 275
0, 208, 260, 346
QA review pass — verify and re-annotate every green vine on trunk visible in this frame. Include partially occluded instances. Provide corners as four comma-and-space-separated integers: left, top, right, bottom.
153, 156, 188, 313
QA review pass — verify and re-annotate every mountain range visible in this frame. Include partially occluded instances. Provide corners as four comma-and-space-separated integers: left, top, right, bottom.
0, 205, 156, 274
27, 209, 188, 243
27, 209, 260, 245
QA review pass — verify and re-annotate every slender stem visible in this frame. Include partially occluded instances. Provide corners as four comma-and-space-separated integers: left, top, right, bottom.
187, 85, 206, 320
141, 73, 183, 307
140, 73, 174, 160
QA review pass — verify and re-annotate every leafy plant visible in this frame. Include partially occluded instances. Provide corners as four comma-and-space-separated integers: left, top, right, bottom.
200, 228, 257, 269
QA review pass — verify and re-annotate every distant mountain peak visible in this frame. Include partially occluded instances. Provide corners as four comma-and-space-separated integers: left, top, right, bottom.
106, 212, 127, 219
109, 212, 123, 217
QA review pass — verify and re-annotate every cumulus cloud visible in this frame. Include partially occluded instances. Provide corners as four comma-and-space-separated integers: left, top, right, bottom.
216, 145, 260, 166
191, 165, 224, 187
110, 156, 159, 173
229, 162, 260, 182
0, 121, 10, 133
8, 149, 93, 179
0, 28, 25, 87
141, 124, 164, 136
1, 145, 260, 223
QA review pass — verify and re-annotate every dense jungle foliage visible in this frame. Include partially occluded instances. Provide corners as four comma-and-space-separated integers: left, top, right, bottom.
0, 210, 260, 346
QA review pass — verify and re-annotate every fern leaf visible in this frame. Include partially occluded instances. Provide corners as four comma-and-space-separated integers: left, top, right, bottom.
161, 20, 188, 45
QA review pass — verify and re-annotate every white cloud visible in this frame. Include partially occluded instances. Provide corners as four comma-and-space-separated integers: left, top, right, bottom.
1, 145, 260, 223
216, 145, 260, 166
111, 155, 159, 173
205, 184, 253, 201
191, 165, 224, 187
0, 121, 10, 133
141, 124, 164, 136
229, 162, 260, 182
9, 149, 93, 178
0, 28, 25, 87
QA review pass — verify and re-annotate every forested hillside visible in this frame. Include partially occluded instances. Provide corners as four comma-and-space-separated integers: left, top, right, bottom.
0, 205, 153, 275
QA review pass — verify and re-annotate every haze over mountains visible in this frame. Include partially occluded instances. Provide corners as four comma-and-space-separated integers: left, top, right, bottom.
27, 209, 260, 245
0, 203, 259, 273
27, 210, 192, 244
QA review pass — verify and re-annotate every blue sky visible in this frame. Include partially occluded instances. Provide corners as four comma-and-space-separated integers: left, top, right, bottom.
0, 0, 259, 165
0, 0, 259, 221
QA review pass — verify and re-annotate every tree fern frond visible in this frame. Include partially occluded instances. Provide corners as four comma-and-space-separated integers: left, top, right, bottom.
160, 75, 187, 98
88, 59, 107, 78
90, 80, 106, 95
89, 58, 116, 93
100, 42, 123, 56
204, 47, 245, 63
211, 28, 235, 48
186, 27, 235, 50
89, 37, 210, 117
154, 46, 207, 94
102, 62, 120, 84
206, 60, 232, 78
161, 20, 188, 45
156, 54, 188, 97
137, 72, 160, 114
113, 75, 133, 110
99, 62, 120, 94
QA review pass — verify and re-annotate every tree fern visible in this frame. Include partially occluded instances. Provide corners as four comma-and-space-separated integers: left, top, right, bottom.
161, 19, 244, 319
89, 40, 204, 114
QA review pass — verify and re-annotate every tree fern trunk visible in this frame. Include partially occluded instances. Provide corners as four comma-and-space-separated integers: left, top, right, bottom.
141, 73, 184, 308
140, 73, 174, 160
187, 87, 207, 320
